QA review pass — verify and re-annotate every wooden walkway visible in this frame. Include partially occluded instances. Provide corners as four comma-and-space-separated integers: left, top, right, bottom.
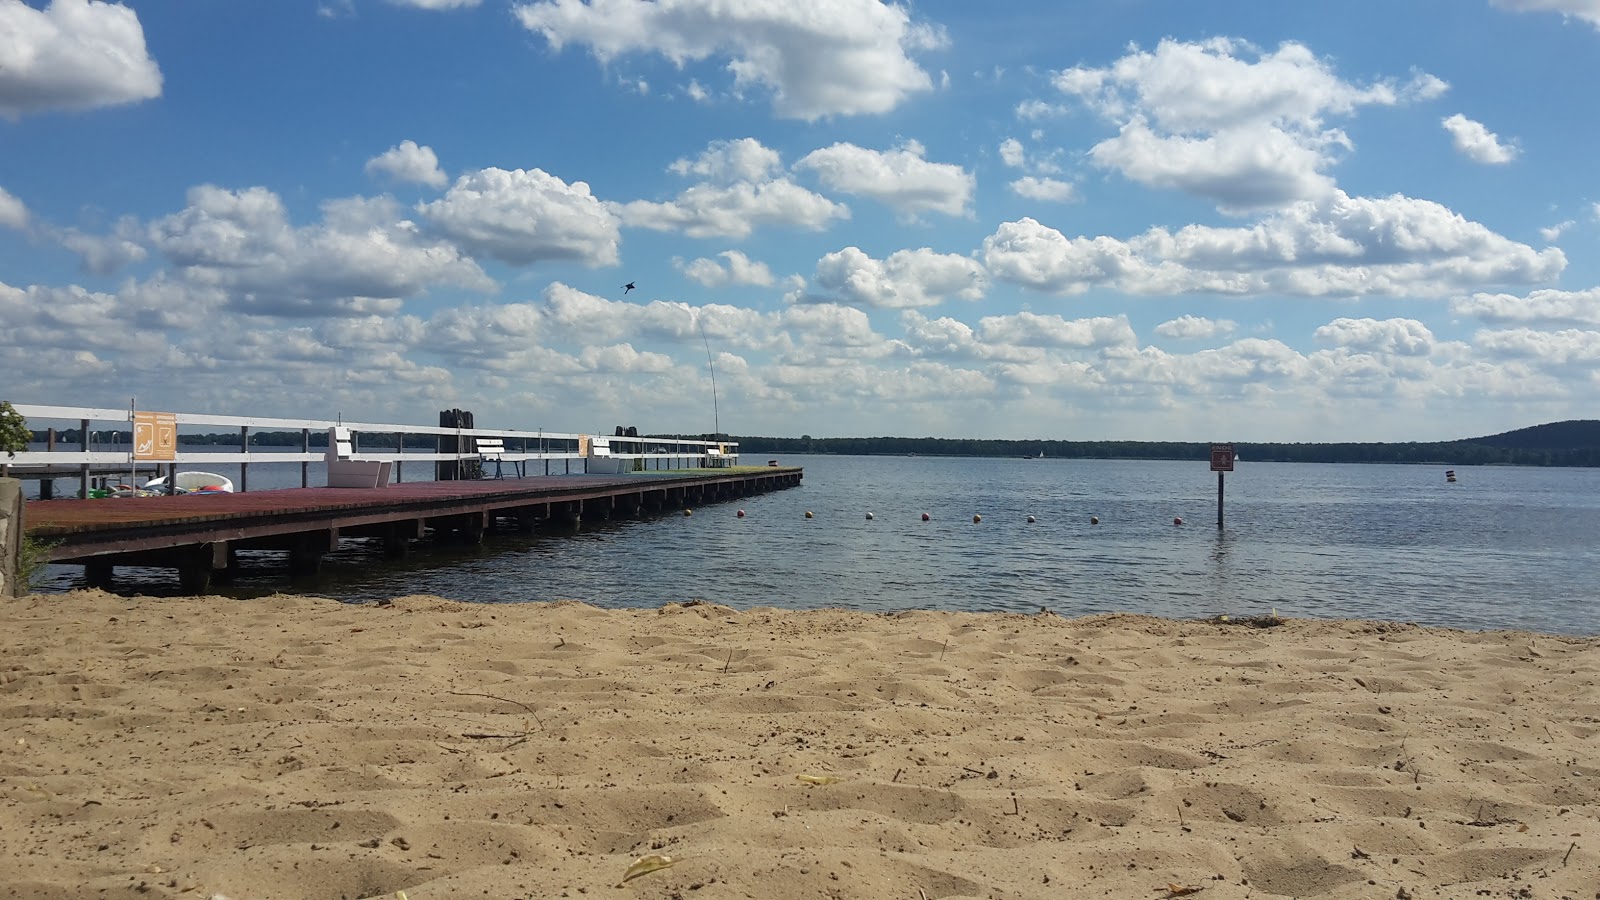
25, 467, 802, 592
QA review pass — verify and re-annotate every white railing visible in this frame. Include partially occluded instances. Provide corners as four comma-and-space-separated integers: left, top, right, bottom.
2, 403, 738, 490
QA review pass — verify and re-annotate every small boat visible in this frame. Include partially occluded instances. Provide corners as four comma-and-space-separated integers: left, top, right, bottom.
144, 471, 235, 494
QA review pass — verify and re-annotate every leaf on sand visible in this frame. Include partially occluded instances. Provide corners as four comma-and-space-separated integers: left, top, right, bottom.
620, 854, 678, 884
796, 774, 843, 785
1165, 885, 1203, 897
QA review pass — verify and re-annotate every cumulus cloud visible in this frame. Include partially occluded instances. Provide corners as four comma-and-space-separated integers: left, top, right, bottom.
1314, 317, 1435, 356
1475, 327, 1600, 365
1489, 0, 1600, 29
669, 138, 782, 184
365, 140, 448, 188
58, 216, 149, 275
1054, 37, 1447, 211
1540, 220, 1574, 241
1441, 114, 1520, 164
1008, 177, 1076, 203
1452, 288, 1600, 326
795, 140, 974, 218
0, 0, 163, 118
981, 191, 1564, 297
1155, 315, 1237, 340
513, 0, 947, 119
675, 250, 775, 288
614, 139, 847, 239
811, 247, 986, 309
149, 186, 494, 316
976, 311, 1136, 349
0, 186, 28, 230
420, 167, 620, 266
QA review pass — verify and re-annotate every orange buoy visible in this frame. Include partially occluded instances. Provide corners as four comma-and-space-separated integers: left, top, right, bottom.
737, 509, 745, 518
921, 512, 930, 521
805, 510, 814, 519
1173, 516, 1183, 526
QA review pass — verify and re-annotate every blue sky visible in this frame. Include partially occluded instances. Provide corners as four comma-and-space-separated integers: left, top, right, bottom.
2, 0, 1598, 442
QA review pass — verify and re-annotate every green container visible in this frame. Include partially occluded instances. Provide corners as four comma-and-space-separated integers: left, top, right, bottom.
88, 488, 109, 499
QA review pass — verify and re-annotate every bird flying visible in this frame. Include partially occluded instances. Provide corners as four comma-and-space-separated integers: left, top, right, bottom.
623, 282, 636, 294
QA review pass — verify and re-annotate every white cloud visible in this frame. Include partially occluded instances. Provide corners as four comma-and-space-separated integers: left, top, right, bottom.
999, 138, 1026, 169
976, 312, 1136, 349
1054, 38, 1447, 211
614, 139, 847, 239
1540, 220, 1574, 241
1154, 315, 1237, 340
58, 216, 148, 275
1441, 114, 1520, 164
1008, 177, 1076, 203
982, 191, 1564, 297
0, 186, 28, 230
365, 140, 448, 188
669, 138, 782, 184
1313, 317, 1435, 356
812, 247, 986, 309
1475, 327, 1600, 365
513, 0, 947, 119
675, 250, 775, 288
1490, 0, 1600, 29
1452, 288, 1600, 326
795, 140, 973, 218
149, 186, 494, 316
420, 167, 620, 266
686, 79, 709, 102
0, 0, 163, 117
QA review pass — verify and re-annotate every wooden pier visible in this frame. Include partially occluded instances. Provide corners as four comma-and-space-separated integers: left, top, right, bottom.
25, 467, 802, 592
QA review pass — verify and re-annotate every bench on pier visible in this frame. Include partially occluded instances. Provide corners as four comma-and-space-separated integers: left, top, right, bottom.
326, 426, 393, 488
586, 436, 628, 474
477, 437, 526, 479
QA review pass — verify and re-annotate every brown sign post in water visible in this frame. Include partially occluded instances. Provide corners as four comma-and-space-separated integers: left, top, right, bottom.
1210, 443, 1234, 528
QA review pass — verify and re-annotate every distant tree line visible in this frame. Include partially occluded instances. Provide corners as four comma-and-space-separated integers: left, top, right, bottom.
722, 420, 1600, 467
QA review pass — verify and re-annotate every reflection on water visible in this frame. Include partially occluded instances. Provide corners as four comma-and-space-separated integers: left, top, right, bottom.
29, 454, 1600, 635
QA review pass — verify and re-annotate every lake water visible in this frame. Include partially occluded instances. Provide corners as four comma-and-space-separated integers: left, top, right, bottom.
25, 453, 1600, 635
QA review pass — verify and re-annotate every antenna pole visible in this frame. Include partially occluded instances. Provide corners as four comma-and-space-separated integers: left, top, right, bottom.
698, 316, 720, 439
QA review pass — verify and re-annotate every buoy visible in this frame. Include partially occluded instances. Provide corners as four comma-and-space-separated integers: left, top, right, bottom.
1173, 516, 1183, 526
684, 509, 693, 517
972, 514, 982, 523
1090, 515, 1100, 525
1445, 469, 1457, 483
805, 510, 814, 519
1026, 515, 1036, 523
921, 512, 930, 522
737, 509, 745, 518
865, 511, 875, 520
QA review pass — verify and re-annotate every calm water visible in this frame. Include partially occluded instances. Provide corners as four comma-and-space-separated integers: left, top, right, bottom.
28, 453, 1600, 635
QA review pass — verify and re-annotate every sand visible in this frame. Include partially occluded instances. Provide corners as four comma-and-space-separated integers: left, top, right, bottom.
1, 591, 1597, 900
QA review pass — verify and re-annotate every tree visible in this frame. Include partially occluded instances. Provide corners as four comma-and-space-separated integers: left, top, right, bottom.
0, 401, 29, 458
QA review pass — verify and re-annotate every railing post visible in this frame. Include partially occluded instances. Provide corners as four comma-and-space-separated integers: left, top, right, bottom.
239, 425, 249, 492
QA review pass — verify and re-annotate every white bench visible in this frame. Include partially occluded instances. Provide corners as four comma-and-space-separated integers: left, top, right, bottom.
586, 436, 627, 474
326, 426, 393, 488
477, 437, 526, 478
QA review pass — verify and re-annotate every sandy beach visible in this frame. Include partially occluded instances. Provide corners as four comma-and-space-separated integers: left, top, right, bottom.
1, 591, 1596, 900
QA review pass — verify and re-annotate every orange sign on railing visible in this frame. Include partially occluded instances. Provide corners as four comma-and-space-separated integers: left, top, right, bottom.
133, 411, 177, 461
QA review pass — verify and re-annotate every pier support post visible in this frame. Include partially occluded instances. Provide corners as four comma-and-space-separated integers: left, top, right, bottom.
288, 530, 338, 576
84, 559, 113, 590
